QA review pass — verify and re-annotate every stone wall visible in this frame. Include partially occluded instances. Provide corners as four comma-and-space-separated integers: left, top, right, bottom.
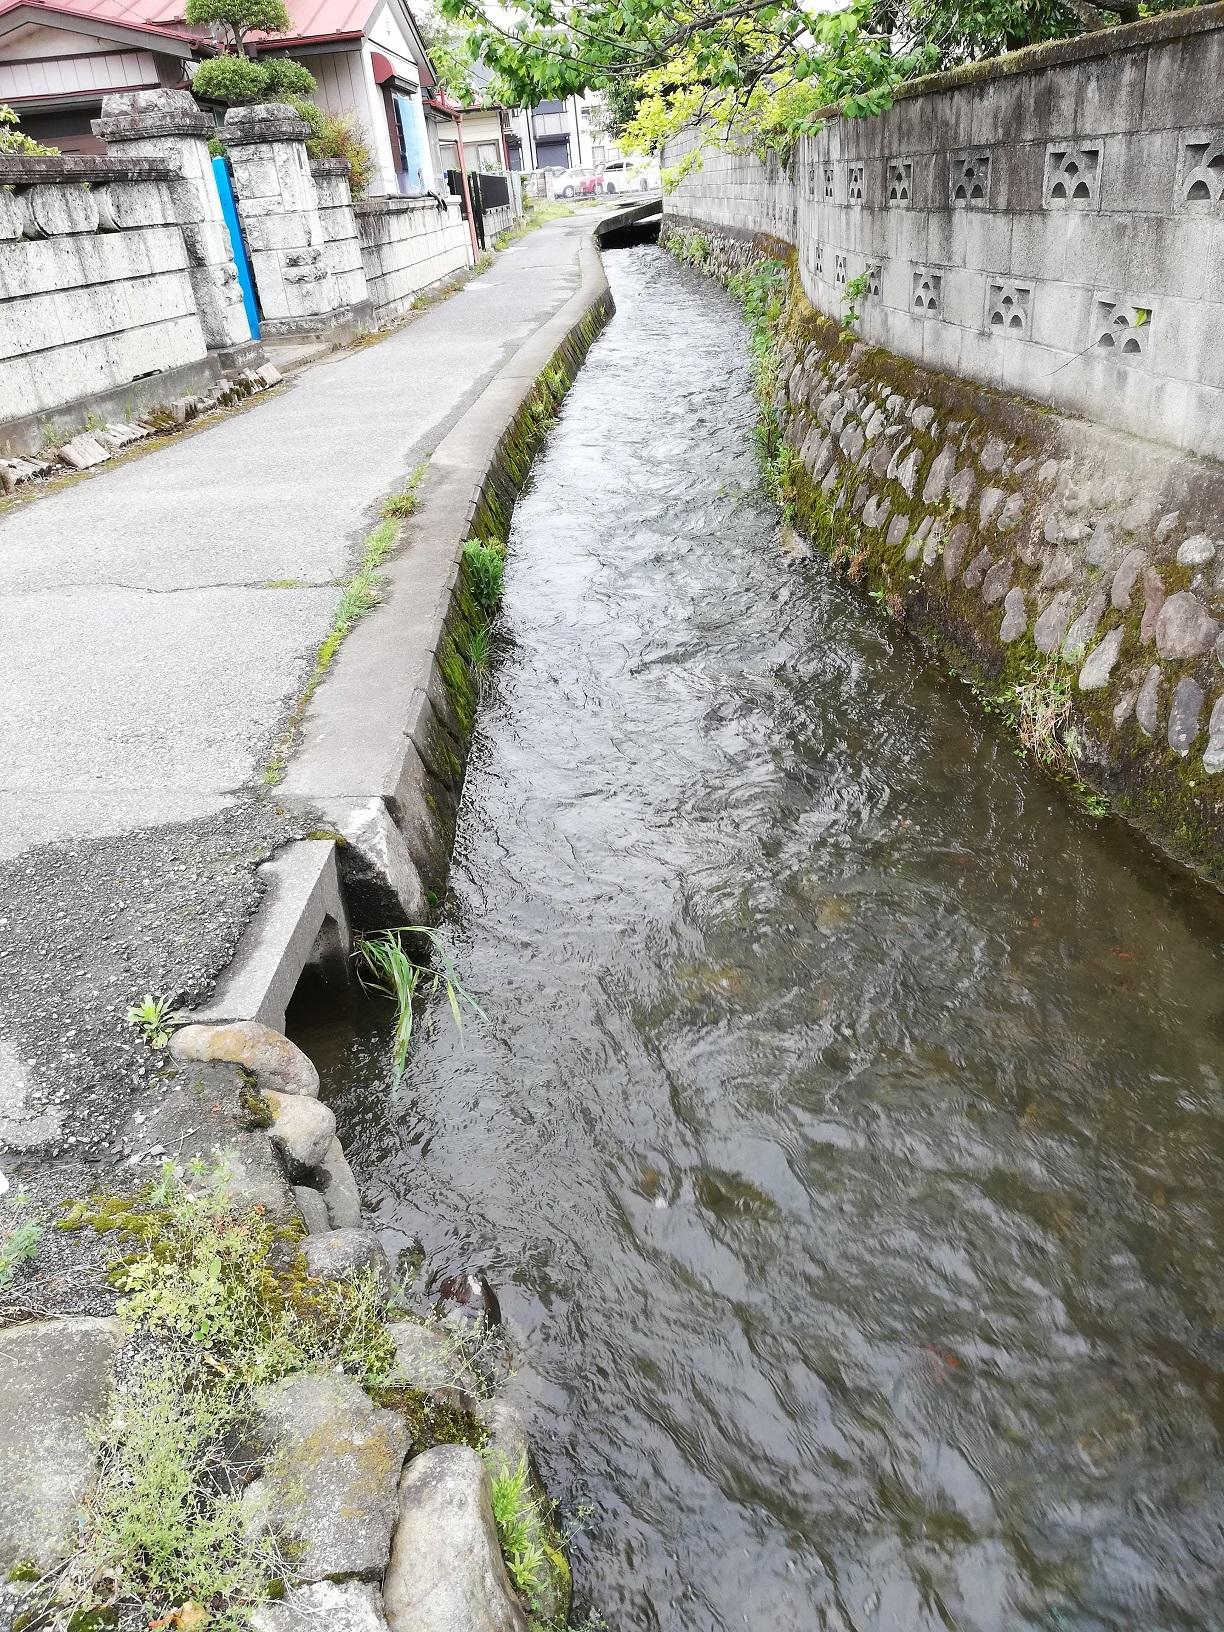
354, 195, 472, 322
666, 5, 1224, 463
0, 155, 212, 435
661, 222, 1224, 881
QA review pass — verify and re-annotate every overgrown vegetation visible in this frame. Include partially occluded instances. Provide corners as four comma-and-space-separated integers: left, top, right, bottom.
262, 515, 399, 784
437, 0, 1177, 168
285, 98, 375, 198
0, 1190, 41, 1293
63, 1355, 278, 1632
488, 1455, 548, 1606
463, 538, 507, 614
356, 927, 483, 1078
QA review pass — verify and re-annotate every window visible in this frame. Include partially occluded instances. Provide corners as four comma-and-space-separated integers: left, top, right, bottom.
476, 140, 502, 173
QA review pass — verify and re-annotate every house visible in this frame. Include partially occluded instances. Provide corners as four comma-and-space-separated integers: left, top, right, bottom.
0, 0, 201, 152
0, 0, 459, 197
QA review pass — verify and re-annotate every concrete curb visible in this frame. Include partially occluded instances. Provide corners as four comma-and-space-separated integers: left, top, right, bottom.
207, 229, 614, 1019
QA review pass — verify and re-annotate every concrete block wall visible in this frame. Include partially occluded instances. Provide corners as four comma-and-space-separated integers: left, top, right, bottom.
311, 159, 372, 319
0, 156, 209, 428
354, 197, 471, 323
665, 5, 1224, 464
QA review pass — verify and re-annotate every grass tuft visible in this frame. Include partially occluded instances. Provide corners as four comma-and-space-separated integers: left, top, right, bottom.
381, 462, 428, 520
355, 928, 483, 1080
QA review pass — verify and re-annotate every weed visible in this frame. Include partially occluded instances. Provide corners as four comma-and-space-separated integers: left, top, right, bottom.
840, 270, 870, 335
355, 928, 483, 1080
463, 538, 506, 615
126, 992, 187, 1050
487, 1455, 547, 1607
60, 1355, 277, 1632
262, 516, 401, 784
64, 1162, 394, 1385
382, 462, 427, 519
1006, 664, 1079, 774
0, 1192, 41, 1291
463, 622, 492, 684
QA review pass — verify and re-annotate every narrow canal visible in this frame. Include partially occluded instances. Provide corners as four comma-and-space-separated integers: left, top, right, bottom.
299, 245, 1224, 1630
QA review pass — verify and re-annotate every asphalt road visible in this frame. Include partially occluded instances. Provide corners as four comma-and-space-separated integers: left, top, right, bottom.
0, 213, 595, 1171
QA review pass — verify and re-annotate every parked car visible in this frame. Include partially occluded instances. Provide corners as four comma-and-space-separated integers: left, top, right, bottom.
597, 157, 660, 193
553, 165, 599, 199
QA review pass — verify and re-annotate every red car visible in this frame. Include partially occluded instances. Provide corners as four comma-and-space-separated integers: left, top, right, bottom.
579, 171, 602, 197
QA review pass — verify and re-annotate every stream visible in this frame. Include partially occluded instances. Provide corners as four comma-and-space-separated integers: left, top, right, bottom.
293, 244, 1224, 1632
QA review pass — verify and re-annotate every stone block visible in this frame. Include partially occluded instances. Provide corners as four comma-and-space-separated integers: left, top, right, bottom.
384, 1447, 528, 1632
171, 1020, 320, 1096
302, 1228, 393, 1296
0, 1318, 123, 1571
246, 1374, 409, 1583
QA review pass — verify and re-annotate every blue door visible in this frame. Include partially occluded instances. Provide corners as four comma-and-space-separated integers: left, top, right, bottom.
212, 154, 260, 340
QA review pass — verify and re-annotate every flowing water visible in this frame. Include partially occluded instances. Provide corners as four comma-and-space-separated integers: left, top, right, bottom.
293, 246, 1224, 1632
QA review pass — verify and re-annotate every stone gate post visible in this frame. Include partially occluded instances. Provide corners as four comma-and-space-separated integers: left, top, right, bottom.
93, 88, 253, 353
223, 104, 353, 336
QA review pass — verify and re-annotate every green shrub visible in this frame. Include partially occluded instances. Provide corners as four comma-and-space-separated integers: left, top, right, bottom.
286, 97, 374, 197
0, 103, 55, 154
190, 54, 269, 104
463, 538, 505, 614
487, 1455, 546, 1606
260, 56, 316, 98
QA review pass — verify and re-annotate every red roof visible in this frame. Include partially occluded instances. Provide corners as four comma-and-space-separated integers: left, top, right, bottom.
0, 0, 379, 45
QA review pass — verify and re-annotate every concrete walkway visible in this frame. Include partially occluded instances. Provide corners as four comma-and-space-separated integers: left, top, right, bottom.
0, 213, 598, 1169
0, 214, 591, 861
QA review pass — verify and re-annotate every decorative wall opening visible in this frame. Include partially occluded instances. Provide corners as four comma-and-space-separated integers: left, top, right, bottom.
987, 279, 1032, 334
951, 151, 992, 207
848, 164, 865, 203
887, 159, 913, 205
912, 268, 942, 317
1093, 296, 1154, 364
1180, 135, 1224, 208
1044, 144, 1102, 208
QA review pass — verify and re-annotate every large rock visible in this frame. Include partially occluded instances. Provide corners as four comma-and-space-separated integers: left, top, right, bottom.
383, 1447, 528, 1632
263, 1090, 336, 1171
1079, 627, 1124, 691
317, 1136, 362, 1227
302, 1229, 392, 1296
245, 1375, 408, 1583
1168, 677, 1205, 753
0, 1318, 122, 1570
251, 1580, 389, 1632
293, 1184, 331, 1234
125, 1061, 295, 1221
171, 1021, 320, 1098
1204, 693, 1224, 774
385, 1319, 477, 1394
1155, 592, 1220, 661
